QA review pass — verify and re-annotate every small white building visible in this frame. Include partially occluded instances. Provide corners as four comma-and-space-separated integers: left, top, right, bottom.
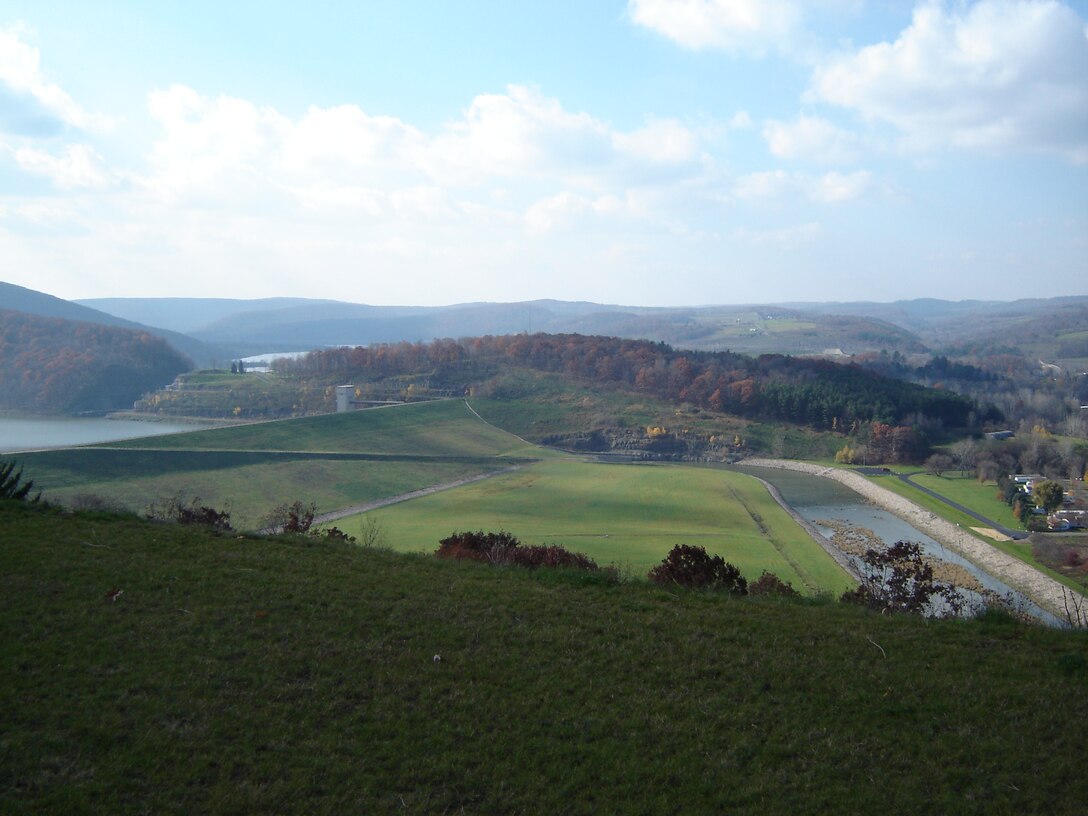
335, 385, 355, 413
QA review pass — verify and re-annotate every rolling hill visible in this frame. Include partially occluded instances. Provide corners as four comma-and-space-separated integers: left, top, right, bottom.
77, 294, 931, 356
0, 309, 192, 414
0, 281, 217, 365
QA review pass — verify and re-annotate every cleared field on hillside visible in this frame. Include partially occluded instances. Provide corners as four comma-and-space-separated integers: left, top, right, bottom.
107, 399, 538, 458
339, 460, 855, 594
21, 400, 543, 529
22, 448, 501, 530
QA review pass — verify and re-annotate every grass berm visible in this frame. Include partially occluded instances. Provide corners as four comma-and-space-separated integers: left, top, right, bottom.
2, 499, 1086, 814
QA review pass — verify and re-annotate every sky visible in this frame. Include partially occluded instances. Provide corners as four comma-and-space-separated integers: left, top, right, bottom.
0, 0, 1086, 308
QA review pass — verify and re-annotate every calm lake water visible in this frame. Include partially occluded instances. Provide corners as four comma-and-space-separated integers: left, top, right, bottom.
731, 464, 1062, 626
0, 415, 207, 453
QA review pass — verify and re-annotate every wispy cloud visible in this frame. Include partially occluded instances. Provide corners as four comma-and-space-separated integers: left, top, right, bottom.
628, 0, 801, 54
0, 25, 111, 134
733, 169, 874, 203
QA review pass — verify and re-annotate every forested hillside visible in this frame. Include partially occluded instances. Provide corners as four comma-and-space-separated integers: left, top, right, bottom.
277, 333, 994, 430
0, 310, 191, 414
0, 282, 224, 365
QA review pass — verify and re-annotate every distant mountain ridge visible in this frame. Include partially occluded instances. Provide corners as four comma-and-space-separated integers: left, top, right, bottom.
9, 281, 1088, 364
67, 295, 929, 357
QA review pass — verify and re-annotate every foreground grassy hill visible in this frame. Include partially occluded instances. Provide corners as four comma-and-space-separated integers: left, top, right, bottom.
2, 501, 1085, 814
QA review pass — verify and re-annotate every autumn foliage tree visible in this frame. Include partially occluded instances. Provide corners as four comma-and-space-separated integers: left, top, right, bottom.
1033, 480, 1064, 514
275, 332, 987, 437
0, 310, 191, 413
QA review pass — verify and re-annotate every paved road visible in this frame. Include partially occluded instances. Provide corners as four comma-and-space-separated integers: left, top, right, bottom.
892, 470, 1027, 541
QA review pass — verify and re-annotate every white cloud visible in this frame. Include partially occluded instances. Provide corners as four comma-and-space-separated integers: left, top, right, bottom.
732, 221, 822, 244
810, 169, 873, 203
626, 0, 805, 53
628, 0, 801, 53
762, 114, 858, 163
613, 118, 699, 164
733, 168, 873, 203
524, 191, 625, 234
12, 143, 111, 188
811, 0, 1088, 162
0, 25, 110, 132
145, 84, 291, 200
426, 84, 613, 184
138, 82, 716, 218
729, 110, 754, 130
282, 104, 425, 178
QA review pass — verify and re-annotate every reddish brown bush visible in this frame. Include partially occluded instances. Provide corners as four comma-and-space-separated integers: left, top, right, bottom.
436, 532, 602, 573
840, 540, 965, 617
436, 530, 520, 562
748, 571, 800, 597
648, 544, 748, 594
495, 544, 600, 572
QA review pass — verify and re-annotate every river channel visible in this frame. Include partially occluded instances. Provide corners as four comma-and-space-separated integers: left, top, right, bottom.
727, 464, 1062, 626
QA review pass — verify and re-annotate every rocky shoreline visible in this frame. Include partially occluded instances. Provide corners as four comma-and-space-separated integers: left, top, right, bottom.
740, 458, 1081, 625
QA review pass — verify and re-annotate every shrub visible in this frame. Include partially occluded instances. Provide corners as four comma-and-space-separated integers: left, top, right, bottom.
436, 530, 520, 562
314, 526, 358, 545
495, 544, 600, 572
748, 571, 800, 598
647, 544, 748, 594
355, 516, 387, 549
147, 496, 233, 532
263, 500, 317, 534
840, 540, 965, 617
435, 531, 602, 574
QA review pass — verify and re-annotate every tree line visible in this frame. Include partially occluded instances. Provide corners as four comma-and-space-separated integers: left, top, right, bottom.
274, 333, 991, 431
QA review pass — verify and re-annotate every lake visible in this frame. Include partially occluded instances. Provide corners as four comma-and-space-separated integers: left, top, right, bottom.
0, 415, 209, 453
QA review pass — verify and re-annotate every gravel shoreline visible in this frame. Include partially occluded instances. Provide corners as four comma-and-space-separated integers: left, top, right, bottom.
740, 458, 1080, 625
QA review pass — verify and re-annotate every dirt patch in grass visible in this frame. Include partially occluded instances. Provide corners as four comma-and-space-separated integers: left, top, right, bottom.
1032, 533, 1088, 583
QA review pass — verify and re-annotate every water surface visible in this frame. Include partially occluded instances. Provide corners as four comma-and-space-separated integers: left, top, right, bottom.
731, 464, 1061, 626
0, 415, 207, 453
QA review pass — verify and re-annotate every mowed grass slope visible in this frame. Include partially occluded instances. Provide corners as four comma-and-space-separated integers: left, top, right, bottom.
339, 460, 855, 594
908, 472, 1022, 530
19, 449, 495, 531
21, 401, 543, 530
103, 399, 537, 458
2, 502, 1086, 815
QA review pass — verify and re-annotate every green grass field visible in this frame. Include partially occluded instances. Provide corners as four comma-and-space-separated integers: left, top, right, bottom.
108, 399, 538, 458
909, 472, 1022, 530
3, 501, 1086, 814
20, 400, 545, 530
19, 449, 502, 530
337, 460, 855, 594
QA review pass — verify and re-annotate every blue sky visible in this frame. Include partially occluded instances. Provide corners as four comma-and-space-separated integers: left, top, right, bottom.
0, 0, 1086, 307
